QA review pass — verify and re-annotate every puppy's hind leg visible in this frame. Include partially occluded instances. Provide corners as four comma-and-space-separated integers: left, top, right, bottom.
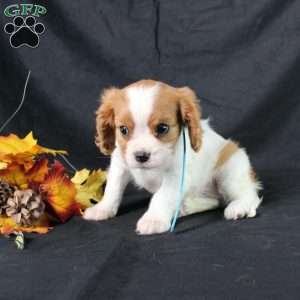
215, 147, 262, 220
181, 196, 220, 217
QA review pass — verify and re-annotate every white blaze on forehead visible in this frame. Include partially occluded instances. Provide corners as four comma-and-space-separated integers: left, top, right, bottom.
126, 84, 159, 135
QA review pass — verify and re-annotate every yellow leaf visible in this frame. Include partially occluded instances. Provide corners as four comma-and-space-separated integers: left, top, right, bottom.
0, 162, 8, 170
0, 132, 67, 168
71, 169, 106, 208
0, 132, 36, 155
71, 168, 90, 185
33, 144, 67, 156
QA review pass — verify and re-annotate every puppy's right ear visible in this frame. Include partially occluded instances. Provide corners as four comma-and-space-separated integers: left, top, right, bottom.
95, 88, 120, 155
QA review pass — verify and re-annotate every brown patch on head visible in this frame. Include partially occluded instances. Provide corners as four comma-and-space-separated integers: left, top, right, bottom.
148, 83, 202, 151
214, 141, 239, 170
126, 79, 158, 89
95, 87, 134, 155
114, 108, 135, 157
148, 84, 181, 145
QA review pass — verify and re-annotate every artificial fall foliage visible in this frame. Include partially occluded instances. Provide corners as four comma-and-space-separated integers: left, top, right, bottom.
0, 132, 67, 171
6, 189, 45, 225
0, 180, 15, 214
71, 168, 106, 208
41, 161, 79, 223
0, 213, 51, 235
0, 132, 106, 247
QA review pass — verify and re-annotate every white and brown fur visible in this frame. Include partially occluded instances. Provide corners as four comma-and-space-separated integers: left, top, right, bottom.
84, 80, 262, 235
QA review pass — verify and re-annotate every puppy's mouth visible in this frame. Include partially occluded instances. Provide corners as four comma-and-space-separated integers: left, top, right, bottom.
131, 161, 159, 170
134, 164, 154, 170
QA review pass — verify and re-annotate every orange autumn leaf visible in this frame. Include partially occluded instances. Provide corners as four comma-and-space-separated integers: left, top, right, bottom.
26, 158, 49, 184
0, 214, 51, 235
1, 152, 36, 171
41, 161, 80, 222
0, 163, 28, 189
0, 158, 49, 189
0, 132, 67, 168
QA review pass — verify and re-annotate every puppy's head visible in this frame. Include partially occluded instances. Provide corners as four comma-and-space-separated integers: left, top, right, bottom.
95, 80, 202, 169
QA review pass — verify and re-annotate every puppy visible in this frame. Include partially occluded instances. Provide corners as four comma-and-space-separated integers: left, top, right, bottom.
84, 80, 262, 235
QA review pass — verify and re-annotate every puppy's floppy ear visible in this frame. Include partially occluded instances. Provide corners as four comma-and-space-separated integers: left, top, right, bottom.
177, 87, 202, 152
95, 88, 120, 155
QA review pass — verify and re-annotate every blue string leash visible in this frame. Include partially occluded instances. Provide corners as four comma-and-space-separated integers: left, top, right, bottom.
170, 127, 187, 232
1, 69, 186, 231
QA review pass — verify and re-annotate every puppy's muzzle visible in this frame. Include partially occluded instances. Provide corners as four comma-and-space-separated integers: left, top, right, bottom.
134, 151, 151, 163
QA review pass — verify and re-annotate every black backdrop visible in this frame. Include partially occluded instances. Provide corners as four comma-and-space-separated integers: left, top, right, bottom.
1, 1, 300, 299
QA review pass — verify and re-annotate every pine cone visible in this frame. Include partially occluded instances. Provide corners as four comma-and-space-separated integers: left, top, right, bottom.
0, 180, 15, 214
6, 190, 45, 226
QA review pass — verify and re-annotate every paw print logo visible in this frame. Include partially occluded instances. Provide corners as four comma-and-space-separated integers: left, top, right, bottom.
4, 16, 45, 48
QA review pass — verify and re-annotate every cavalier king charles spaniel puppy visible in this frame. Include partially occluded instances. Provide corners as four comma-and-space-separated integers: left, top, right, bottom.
83, 80, 262, 235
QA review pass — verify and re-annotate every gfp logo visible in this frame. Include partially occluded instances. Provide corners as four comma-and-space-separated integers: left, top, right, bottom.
3, 4, 47, 48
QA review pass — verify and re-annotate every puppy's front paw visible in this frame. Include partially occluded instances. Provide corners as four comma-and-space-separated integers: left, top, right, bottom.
83, 203, 116, 221
224, 200, 257, 220
136, 213, 170, 235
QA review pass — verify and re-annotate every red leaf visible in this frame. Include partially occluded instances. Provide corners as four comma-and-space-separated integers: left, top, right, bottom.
41, 162, 80, 222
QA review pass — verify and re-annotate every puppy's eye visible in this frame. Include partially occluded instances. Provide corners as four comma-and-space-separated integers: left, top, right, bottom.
119, 126, 129, 136
155, 123, 169, 135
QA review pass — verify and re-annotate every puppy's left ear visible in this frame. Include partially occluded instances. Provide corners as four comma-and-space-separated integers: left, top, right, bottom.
177, 87, 202, 152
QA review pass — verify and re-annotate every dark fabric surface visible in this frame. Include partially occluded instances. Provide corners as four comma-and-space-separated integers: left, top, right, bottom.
1, 0, 300, 299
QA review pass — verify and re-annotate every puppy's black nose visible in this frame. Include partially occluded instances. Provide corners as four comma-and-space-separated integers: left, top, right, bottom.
134, 151, 150, 163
